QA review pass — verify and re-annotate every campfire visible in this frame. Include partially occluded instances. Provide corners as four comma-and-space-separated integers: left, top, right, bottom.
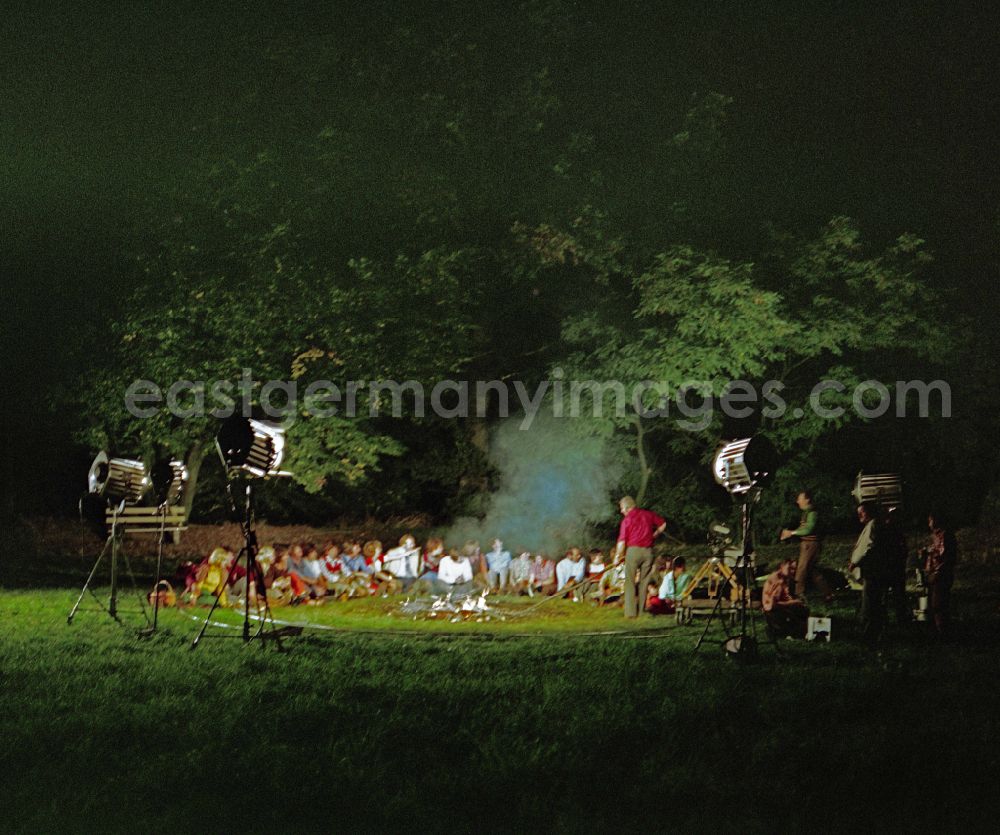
396, 590, 505, 623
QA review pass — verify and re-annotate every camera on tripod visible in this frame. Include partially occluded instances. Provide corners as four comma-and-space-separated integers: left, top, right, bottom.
706, 522, 744, 566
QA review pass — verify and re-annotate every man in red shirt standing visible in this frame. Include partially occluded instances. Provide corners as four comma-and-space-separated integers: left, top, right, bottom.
615, 496, 667, 618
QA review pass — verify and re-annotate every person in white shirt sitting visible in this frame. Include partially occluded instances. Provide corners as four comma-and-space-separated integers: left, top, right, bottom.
294, 544, 327, 602
574, 548, 607, 601
556, 547, 587, 597
508, 550, 533, 595
597, 552, 627, 606
435, 551, 475, 595
484, 538, 512, 592
658, 556, 691, 604
318, 542, 343, 588
382, 533, 422, 590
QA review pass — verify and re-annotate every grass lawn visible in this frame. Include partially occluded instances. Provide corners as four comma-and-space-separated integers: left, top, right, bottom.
2, 566, 1000, 833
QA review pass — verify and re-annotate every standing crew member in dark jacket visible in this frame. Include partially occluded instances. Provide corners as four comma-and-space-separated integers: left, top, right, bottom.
615, 496, 667, 619
848, 501, 889, 647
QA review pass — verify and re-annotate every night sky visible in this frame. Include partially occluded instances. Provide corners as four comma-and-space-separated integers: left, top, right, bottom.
4, 0, 998, 511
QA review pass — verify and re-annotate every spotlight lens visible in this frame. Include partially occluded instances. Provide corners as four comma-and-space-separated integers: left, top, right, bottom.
216, 416, 286, 477
218, 416, 255, 469
712, 436, 778, 494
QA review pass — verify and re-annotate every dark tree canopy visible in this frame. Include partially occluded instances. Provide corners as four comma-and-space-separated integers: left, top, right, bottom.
5, 0, 998, 533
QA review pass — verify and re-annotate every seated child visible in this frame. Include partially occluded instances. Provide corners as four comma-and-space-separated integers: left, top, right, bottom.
485, 538, 513, 592
261, 546, 294, 606
645, 580, 673, 616
647, 557, 692, 615
336, 541, 375, 599
300, 544, 328, 601
421, 537, 445, 579
364, 540, 399, 596
382, 534, 422, 588
189, 547, 234, 605
319, 542, 346, 595
658, 557, 691, 606
284, 543, 326, 603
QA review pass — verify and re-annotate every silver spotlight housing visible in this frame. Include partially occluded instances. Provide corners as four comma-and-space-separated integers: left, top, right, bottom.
88, 450, 110, 495
151, 458, 189, 506
87, 451, 151, 504
851, 472, 903, 510
216, 415, 287, 478
712, 436, 778, 495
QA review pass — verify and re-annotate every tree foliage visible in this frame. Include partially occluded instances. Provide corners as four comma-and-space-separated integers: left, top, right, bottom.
550, 216, 948, 533
71, 151, 485, 508
62, 1, 975, 532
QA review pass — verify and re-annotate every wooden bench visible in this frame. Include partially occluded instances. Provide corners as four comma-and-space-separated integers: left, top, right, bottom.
105, 505, 188, 536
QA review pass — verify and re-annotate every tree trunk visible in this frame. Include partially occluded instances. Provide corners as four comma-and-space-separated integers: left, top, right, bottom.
182, 439, 207, 519
633, 416, 653, 506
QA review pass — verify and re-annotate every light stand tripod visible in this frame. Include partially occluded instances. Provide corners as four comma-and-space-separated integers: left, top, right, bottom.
68, 501, 150, 627
138, 503, 171, 638
693, 488, 779, 660
191, 478, 286, 650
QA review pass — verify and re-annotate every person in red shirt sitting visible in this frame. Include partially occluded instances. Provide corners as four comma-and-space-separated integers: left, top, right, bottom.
762, 559, 809, 639
615, 496, 667, 618
528, 553, 557, 596
644, 581, 672, 616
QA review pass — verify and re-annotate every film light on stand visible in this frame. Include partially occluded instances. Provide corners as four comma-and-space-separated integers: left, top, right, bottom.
216, 415, 287, 478
150, 458, 189, 506
87, 451, 151, 504
712, 436, 778, 495
851, 472, 903, 510
87, 451, 109, 495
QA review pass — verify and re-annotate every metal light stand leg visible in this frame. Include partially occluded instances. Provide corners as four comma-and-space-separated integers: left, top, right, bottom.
152, 504, 166, 632
693, 579, 734, 651
241, 486, 255, 642
734, 498, 755, 657
239, 482, 283, 650
139, 505, 169, 638
693, 491, 778, 659
250, 557, 283, 649
118, 539, 151, 627
190, 480, 284, 651
732, 492, 781, 659
69, 505, 126, 625
67, 533, 113, 625
190, 545, 247, 648
108, 516, 122, 620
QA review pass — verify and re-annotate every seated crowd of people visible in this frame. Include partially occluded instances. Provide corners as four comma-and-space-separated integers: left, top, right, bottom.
165, 509, 955, 646
175, 535, 694, 611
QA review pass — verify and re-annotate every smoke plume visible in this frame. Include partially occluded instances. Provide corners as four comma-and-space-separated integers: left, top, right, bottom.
445, 415, 623, 555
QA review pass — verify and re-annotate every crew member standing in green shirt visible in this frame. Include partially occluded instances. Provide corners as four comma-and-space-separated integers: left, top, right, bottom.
780, 489, 832, 606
